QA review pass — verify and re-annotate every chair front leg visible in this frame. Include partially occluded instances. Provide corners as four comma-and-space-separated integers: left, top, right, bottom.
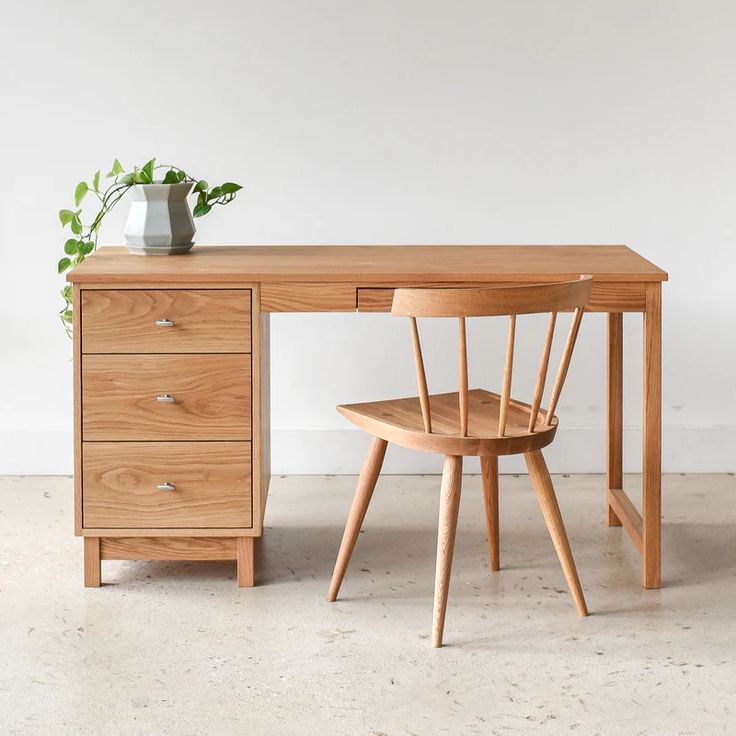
327, 437, 388, 602
432, 454, 463, 648
480, 455, 500, 571
524, 449, 588, 616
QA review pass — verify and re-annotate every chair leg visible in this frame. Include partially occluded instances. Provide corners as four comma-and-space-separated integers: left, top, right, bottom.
480, 455, 500, 571
327, 437, 388, 602
432, 454, 463, 648
524, 449, 588, 617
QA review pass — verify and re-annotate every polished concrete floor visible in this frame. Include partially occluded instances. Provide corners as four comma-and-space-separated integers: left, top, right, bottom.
1, 472, 734, 735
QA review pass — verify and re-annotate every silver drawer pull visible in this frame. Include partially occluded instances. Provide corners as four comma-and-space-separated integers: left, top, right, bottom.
157, 482, 176, 491
156, 394, 176, 403
156, 318, 175, 327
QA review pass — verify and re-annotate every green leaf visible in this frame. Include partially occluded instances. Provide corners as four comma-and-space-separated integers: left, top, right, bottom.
193, 202, 212, 217
177, 169, 186, 182
142, 158, 155, 182
64, 238, 79, 255
74, 181, 88, 207
194, 179, 209, 193
62, 309, 73, 323
70, 214, 82, 235
162, 169, 179, 184
62, 284, 73, 302
57, 257, 72, 273
208, 186, 223, 199
133, 168, 152, 184
92, 170, 101, 192
120, 172, 135, 185
59, 209, 75, 226
220, 182, 242, 194
81, 241, 95, 255
106, 158, 124, 177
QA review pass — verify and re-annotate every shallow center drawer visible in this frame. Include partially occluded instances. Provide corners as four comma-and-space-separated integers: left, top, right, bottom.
83, 441, 252, 528
82, 354, 251, 440
81, 289, 251, 353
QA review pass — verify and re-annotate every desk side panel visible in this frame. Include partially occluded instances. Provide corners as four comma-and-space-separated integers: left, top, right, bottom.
74, 283, 83, 535
252, 287, 271, 535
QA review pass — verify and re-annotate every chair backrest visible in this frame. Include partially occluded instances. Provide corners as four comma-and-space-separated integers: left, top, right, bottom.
391, 276, 593, 437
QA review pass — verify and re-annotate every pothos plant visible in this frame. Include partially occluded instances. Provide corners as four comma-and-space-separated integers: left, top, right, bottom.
57, 157, 242, 337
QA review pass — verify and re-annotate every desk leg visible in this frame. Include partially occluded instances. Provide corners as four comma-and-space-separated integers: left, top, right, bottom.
84, 537, 101, 587
642, 283, 662, 588
237, 537, 255, 587
607, 313, 623, 527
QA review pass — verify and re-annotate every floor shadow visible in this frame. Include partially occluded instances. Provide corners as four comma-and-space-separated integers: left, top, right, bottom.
107, 560, 238, 585
661, 521, 736, 589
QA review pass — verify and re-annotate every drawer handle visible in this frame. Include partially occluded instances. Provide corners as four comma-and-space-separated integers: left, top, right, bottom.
156, 318, 175, 327
157, 482, 176, 491
156, 394, 176, 403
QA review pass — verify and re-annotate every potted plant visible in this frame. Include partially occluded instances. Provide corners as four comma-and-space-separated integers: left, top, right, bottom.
57, 157, 242, 336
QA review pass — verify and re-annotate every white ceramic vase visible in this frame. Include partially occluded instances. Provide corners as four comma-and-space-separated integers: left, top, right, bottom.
124, 182, 195, 255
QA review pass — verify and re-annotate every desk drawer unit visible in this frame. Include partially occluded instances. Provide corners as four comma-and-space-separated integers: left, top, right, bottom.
75, 286, 262, 588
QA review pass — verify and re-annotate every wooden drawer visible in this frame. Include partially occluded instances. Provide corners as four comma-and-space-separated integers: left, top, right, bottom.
81, 289, 251, 353
261, 283, 357, 312
357, 282, 646, 313
83, 442, 252, 528
83, 354, 251, 440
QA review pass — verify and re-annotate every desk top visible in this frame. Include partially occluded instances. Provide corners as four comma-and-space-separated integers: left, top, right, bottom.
67, 245, 667, 284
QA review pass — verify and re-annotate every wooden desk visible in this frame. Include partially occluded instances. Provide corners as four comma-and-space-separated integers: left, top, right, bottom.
68, 245, 667, 588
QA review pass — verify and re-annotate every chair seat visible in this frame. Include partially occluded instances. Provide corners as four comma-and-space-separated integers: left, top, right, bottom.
338, 388, 558, 457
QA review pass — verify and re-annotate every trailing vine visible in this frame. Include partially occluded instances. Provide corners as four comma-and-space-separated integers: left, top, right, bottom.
57, 157, 242, 337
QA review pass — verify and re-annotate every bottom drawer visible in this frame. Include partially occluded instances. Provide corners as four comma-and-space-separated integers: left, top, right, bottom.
83, 442, 251, 529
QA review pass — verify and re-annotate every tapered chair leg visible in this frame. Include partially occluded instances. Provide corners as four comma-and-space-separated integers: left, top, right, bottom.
480, 455, 500, 571
524, 450, 588, 616
327, 437, 388, 602
432, 454, 463, 648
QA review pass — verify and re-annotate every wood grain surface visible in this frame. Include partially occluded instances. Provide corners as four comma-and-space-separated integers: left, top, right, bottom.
82, 354, 251, 440
68, 245, 668, 284
100, 536, 238, 560
81, 289, 251, 353
83, 441, 252, 528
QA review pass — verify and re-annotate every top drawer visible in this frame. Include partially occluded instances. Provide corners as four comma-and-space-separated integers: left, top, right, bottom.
81, 289, 251, 353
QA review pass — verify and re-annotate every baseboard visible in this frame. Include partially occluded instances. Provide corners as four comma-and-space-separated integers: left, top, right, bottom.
270, 426, 736, 474
0, 430, 74, 475
2, 427, 732, 475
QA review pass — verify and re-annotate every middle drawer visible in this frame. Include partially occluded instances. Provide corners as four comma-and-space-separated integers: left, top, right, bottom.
83, 354, 251, 441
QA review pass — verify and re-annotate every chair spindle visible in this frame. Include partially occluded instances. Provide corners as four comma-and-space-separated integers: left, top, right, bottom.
528, 312, 557, 432
498, 315, 516, 437
545, 307, 585, 426
410, 317, 432, 433
458, 317, 469, 436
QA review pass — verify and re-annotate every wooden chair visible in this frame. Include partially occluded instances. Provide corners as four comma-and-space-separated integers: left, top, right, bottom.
327, 276, 593, 647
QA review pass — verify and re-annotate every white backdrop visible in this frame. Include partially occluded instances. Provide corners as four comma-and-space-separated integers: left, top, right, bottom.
1, 1, 734, 474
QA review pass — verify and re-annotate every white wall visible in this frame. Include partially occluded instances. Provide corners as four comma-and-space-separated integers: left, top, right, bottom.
1, 0, 734, 475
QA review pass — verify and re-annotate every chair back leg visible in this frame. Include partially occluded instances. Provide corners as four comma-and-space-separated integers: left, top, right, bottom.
327, 437, 388, 602
524, 449, 588, 616
480, 455, 500, 571
432, 454, 464, 647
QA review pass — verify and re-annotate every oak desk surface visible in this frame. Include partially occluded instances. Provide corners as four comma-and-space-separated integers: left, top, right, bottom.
67, 245, 668, 284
